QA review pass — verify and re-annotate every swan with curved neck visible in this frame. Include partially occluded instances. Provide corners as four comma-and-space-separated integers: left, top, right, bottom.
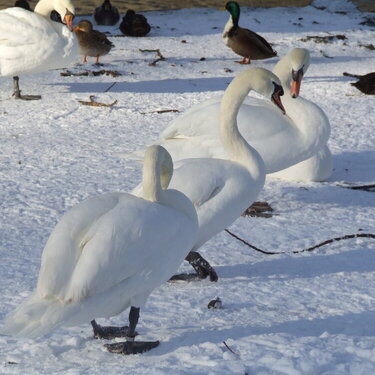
2, 145, 198, 355
133, 68, 285, 280
0, 0, 78, 100
154, 48, 330, 178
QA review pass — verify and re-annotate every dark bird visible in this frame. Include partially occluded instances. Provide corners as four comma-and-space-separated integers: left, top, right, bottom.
343, 72, 375, 95
14, 0, 31, 10
222, 1, 277, 64
74, 20, 114, 63
120, 9, 151, 37
93, 0, 120, 26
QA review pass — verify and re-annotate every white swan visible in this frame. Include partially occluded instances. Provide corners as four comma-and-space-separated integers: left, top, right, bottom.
133, 68, 285, 281
269, 145, 332, 182
0, 0, 78, 100
152, 48, 330, 178
1, 145, 198, 354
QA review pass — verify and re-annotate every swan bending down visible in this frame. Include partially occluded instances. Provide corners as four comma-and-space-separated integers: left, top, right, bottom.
1, 145, 198, 355
132, 68, 285, 282
152, 48, 330, 179
0, 0, 78, 100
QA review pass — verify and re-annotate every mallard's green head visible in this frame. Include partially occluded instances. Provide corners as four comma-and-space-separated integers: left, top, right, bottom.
225, 1, 240, 24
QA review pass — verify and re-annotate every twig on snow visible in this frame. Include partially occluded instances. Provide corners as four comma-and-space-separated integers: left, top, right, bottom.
337, 183, 375, 192
225, 229, 375, 255
139, 49, 166, 66
78, 95, 118, 107
141, 109, 180, 114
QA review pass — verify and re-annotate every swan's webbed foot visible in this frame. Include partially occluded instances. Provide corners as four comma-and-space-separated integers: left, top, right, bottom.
91, 320, 138, 339
105, 339, 160, 355
169, 251, 218, 282
12, 76, 41, 101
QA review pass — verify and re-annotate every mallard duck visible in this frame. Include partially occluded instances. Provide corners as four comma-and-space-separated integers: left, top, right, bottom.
74, 20, 114, 63
120, 9, 151, 37
93, 0, 119, 26
343, 72, 375, 95
223, 1, 277, 64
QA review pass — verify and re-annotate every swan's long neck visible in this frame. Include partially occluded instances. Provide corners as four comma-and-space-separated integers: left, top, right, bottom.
219, 70, 265, 181
272, 56, 292, 90
142, 148, 163, 203
34, 0, 55, 17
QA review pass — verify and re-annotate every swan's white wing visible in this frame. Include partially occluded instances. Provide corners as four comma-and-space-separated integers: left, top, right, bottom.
170, 159, 260, 248
37, 193, 121, 299
0, 8, 77, 76
64, 194, 196, 302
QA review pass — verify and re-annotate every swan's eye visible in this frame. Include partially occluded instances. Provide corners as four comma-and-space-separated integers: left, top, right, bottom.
292, 66, 304, 82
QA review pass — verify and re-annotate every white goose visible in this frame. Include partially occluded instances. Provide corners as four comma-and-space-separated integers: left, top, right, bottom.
153, 48, 330, 178
0, 0, 78, 100
133, 68, 285, 281
1, 145, 198, 355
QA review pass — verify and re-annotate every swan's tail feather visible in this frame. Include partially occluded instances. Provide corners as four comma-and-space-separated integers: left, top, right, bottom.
1, 292, 69, 339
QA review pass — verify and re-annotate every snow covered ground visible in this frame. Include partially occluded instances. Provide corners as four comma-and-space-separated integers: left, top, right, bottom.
0, 0, 374, 374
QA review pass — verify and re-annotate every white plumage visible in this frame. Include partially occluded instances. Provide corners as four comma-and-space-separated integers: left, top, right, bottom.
1, 145, 198, 339
148, 49, 330, 178
0, 0, 78, 98
133, 68, 285, 273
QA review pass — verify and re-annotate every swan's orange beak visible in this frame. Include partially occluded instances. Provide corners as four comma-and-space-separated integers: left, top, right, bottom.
291, 68, 304, 98
271, 83, 286, 115
64, 12, 74, 31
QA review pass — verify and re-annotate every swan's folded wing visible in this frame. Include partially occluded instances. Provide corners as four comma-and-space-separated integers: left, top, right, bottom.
36, 193, 122, 299
0, 8, 77, 76
63, 196, 195, 303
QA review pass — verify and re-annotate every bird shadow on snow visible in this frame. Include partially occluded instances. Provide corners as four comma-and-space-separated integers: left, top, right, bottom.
52, 76, 232, 94
153, 310, 375, 357
216, 248, 375, 281
330, 150, 375, 183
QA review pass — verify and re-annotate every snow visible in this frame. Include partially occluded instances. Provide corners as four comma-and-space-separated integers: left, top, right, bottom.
0, 0, 374, 373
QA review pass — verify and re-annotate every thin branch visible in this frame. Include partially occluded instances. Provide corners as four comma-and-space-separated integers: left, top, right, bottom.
78, 95, 117, 107
141, 109, 180, 114
225, 229, 375, 255
337, 183, 375, 192
139, 48, 166, 66
223, 341, 238, 356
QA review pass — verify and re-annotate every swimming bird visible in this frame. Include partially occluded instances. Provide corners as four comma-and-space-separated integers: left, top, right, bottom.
120, 9, 151, 37
0, 0, 78, 100
1, 145, 198, 355
74, 20, 114, 63
132, 68, 285, 281
93, 0, 120, 26
223, 1, 277, 64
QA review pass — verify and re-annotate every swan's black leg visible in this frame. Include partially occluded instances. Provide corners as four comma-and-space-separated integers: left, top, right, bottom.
91, 319, 136, 340
169, 251, 218, 282
104, 307, 159, 355
12, 76, 41, 101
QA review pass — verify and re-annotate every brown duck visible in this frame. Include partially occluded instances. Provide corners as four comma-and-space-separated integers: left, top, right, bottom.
120, 9, 151, 37
222, 1, 276, 64
74, 20, 114, 63
343, 72, 375, 95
